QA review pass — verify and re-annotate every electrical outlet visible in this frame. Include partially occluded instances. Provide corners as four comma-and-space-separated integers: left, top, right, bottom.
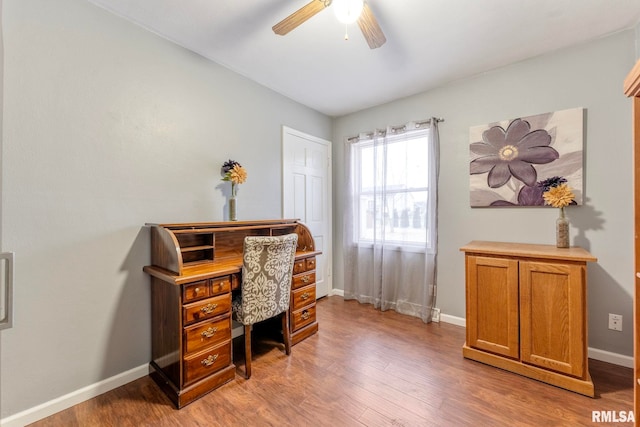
608, 313, 623, 331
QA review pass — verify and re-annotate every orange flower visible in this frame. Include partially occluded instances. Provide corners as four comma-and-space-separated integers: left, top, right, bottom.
229, 165, 247, 185
543, 183, 574, 208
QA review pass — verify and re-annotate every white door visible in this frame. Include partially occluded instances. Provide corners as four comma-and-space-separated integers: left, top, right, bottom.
282, 126, 332, 298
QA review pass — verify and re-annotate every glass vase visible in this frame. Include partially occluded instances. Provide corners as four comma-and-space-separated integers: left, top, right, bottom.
556, 207, 569, 248
229, 196, 237, 221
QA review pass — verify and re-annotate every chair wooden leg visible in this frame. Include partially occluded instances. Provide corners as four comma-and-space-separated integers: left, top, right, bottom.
244, 324, 252, 379
282, 311, 291, 356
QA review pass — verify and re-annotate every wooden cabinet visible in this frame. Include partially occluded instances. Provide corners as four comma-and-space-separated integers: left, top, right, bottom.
144, 219, 321, 408
461, 241, 597, 397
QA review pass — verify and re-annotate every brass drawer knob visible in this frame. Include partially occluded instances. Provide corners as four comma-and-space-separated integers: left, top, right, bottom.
300, 292, 310, 300
201, 327, 218, 338
200, 303, 218, 314
201, 354, 219, 367
301, 275, 310, 284
301, 310, 310, 320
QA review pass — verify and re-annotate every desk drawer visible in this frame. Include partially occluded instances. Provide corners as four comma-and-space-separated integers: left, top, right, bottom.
292, 284, 316, 311
293, 259, 306, 275
183, 294, 231, 326
210, 276, 231, 296
183, 280, 210, 303
292, 272, 315, 290
293, 256, 316, 275
184, 316, 231, 355
291, 305, 316, 331
183, 341, 231, 385
305, 257, 316, 271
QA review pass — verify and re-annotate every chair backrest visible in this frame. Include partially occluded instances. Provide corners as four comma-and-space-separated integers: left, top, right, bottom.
237, 233, 298, 325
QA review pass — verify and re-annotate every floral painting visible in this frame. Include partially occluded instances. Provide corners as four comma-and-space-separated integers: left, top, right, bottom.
469, 108, 583, 207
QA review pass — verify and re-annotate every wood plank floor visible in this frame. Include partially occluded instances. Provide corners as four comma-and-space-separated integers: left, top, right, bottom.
29, 296, 633, 426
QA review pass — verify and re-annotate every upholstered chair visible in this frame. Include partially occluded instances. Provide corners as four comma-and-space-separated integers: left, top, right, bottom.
232, 233, 298, 378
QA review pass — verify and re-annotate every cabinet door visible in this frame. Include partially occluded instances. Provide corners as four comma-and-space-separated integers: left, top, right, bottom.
466, 255, 519, 359
520, 261, 585, 377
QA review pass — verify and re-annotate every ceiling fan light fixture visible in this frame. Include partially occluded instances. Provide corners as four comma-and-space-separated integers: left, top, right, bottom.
333, 0, 364, 24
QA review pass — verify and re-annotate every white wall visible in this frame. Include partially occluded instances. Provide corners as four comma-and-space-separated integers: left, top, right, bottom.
0, 0, 331, 419
333, 30, 636, 357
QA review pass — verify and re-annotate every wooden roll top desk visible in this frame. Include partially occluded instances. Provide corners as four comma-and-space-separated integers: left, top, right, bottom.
143, 219, 321, 408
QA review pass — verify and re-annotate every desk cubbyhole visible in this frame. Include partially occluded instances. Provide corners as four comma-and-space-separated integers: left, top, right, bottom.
177, 232, 214, 249
182, 248, 215, 265
178, 233, 215, 264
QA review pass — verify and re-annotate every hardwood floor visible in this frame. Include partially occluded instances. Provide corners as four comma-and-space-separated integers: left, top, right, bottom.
29, 296, 633, 426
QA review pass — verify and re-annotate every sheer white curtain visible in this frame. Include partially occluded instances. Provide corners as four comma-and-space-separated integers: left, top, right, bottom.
343, 119, 440, 322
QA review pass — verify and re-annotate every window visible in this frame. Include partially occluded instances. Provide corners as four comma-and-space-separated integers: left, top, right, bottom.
351, 129, 433, 249
343, 119, 439, 319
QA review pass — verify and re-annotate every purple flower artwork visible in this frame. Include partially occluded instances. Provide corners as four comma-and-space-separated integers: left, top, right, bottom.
469, 108, 584, 207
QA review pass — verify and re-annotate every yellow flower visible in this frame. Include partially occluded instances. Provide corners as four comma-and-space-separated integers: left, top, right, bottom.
543, 183, 575, 208
229, 165, 247, 185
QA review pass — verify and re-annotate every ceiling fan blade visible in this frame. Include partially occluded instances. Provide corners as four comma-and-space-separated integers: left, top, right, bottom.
357, 3, 386, 49
273, 0, 329, 36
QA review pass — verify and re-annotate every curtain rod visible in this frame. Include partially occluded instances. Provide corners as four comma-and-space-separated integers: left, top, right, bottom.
347, 117, 444, 143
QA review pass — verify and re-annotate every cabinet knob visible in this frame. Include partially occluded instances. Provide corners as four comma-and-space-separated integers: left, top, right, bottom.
301, 292, 310, 300
301, 275, 310, 284
301, 310, 310, 320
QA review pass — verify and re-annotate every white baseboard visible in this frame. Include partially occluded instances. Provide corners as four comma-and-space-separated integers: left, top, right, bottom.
440, 313, 466, 327
0, 364, 148, 427
588, 347, 634, 368
329, 288, 344, 297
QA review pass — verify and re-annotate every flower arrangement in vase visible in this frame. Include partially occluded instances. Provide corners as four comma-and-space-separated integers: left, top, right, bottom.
540, 176, 575, 248
221, 159, 247, 221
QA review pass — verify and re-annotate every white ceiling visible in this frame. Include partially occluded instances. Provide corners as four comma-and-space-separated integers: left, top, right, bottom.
88, 0, 640, 117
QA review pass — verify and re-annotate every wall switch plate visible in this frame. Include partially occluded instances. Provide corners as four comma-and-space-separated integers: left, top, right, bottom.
608, 313, 622, 331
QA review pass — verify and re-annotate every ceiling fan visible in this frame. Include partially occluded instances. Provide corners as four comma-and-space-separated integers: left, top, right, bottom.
272, 0, 386, 49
